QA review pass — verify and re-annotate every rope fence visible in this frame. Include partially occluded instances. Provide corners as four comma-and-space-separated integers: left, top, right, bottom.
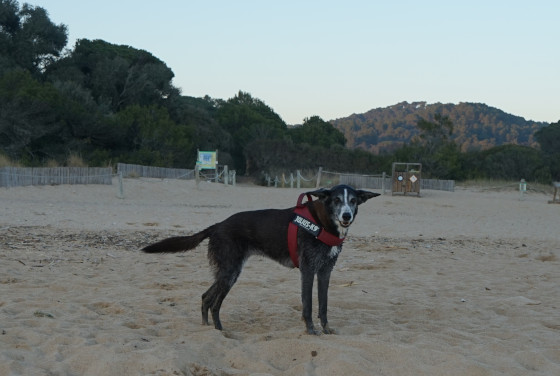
263, 167, 456, 194
264, 168, 390, 192
2, 164, 550, 202
116, 163, 195, 180
116, 163, 236, 186
264, 169, 321, 189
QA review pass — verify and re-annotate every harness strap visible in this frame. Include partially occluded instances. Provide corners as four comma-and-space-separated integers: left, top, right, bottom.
287, 193, 345, 268
287, 218, 300, 267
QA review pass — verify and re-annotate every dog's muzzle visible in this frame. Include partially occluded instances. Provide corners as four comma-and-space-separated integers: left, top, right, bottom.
339, 212, 353, 227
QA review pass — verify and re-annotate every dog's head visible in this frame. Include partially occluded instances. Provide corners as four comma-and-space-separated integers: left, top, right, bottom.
308, 185, 380, 233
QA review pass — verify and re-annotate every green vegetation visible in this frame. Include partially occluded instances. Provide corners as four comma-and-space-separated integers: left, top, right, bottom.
332, 101, 546, 154
1, 0, 558, 183
534, 121, 560, 181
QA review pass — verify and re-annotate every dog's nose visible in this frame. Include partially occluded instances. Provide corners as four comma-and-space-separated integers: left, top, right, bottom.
342, 212, 352, 222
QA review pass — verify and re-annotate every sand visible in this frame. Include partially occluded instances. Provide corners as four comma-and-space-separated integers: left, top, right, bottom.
1, 178, 559, 375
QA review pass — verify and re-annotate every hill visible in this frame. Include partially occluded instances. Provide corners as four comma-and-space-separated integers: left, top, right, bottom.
331, 102, 548, 154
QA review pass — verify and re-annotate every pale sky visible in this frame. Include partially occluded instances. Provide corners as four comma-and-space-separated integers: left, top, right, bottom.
36, 0, 559, 125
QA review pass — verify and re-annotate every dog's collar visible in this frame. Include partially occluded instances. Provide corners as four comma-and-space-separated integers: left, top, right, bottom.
288, 193, 345, 268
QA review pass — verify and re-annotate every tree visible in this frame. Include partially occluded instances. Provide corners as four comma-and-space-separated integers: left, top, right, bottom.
463, 145, 548, 182
244, 138, 389, 176
165, 94, 232, 163
0, 0, 67, 74
111, 105, 196, 166
0, 69, 65, 162
415, 113, 454, 152
534, 121, 560, 156
289, 116, 346, 148
534, 121, 560, 180
395, 114, 464, 179
216, 91, 287, 173
46, 39, 178, 112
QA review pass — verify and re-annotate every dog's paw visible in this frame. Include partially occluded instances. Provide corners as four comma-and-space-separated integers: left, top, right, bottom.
305, 326, 321, 336
322, 324, 337, 335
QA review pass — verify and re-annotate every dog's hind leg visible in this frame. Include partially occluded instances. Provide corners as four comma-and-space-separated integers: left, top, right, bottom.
201, 270, 241, 330
201, 283, 217, 326
202, 242, 245, 330
201, 282, 226, 329
209, 280, 233, 331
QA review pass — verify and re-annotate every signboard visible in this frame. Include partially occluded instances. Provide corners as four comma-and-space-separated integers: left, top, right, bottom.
197, 151, 217, 169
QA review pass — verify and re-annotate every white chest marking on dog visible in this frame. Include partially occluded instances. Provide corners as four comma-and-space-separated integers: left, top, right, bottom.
330, 246, 341, 258
336, 223, 349, 238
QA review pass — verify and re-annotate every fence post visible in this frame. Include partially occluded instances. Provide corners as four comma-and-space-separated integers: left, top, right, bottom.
519, 179, 527, 201
117, 172, 124, 199
224, 165, 229, 185
382, 171, 386, 195
316, 167, 323, 188
290, 172, 294, 188
297, 170, 301, 189
195, 165, 200, 189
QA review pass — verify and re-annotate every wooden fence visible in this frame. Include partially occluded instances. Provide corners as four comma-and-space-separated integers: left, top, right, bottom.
335, 172, 455, 192
339, 173, 390, 192
266, 169, 455, 193
339, 175, 454, 192
116, 163, 194, 179
0, 167, 113, 188
421, 178, 455, 192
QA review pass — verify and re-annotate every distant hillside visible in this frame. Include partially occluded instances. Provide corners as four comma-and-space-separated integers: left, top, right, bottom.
331, 102, 548, 154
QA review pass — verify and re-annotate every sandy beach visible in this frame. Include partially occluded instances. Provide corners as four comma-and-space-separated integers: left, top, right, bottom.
1, 178, 559, 375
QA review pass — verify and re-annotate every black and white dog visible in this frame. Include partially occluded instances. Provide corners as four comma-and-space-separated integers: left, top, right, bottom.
142, 184, 379, 334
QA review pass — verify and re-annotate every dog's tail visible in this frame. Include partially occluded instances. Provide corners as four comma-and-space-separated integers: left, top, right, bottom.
142, 227, 212, 253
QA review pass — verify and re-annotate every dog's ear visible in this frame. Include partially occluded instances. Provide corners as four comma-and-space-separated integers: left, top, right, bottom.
357, 190, 380, 204
308, 188, 330, 200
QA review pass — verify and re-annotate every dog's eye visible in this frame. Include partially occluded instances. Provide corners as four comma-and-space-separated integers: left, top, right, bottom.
334, 197, 341, 204
350, 198, 357, 204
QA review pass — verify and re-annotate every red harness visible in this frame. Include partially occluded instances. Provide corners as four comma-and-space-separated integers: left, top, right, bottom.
287, 193, 345, 268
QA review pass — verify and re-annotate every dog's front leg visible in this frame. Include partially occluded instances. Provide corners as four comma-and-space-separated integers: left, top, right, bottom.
300, 266, 318, 335
317, 265, 336, 334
